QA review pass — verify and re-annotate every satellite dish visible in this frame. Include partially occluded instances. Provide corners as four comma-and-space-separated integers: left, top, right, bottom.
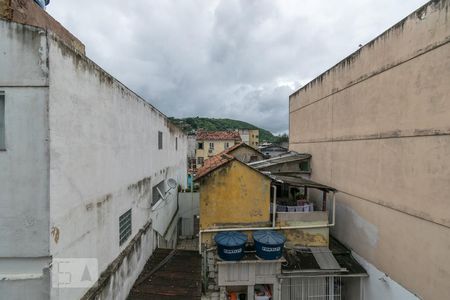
167, 178, 177, 189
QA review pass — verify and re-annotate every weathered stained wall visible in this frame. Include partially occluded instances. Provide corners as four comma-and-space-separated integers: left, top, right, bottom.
228, 145, 264, 163
289, 1, 450, 299
199, 160, 271, 245
277, 212, 329, 247
47, 33, 187, 300
0, 0, 85, 53
1, 15, 187, 299
0, 20, 50, 299
80, 221, 155, 300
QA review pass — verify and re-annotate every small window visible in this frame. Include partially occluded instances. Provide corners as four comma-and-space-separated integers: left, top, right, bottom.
299, 160, 310, 171
0, 92, 5, 150
158, 131, 163, 149
198, 142, 204, 149
119, 209, 132, 246
197, 157, 204, 165
209, 142, 214, 149
175, 137, 178, 151
224, 142, 229, 149
152, 180, 165, 206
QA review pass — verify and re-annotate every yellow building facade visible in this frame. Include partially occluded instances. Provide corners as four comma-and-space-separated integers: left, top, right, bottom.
196, 153, 332, 248
197, 157, 271, 246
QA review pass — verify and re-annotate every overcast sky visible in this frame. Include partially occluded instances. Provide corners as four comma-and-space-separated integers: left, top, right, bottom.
48, 0, 428, 134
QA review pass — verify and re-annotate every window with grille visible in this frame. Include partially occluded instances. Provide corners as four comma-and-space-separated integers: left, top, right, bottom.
119, 209, 132, 246
158, 131, 163, 149
0, 92, 5, 150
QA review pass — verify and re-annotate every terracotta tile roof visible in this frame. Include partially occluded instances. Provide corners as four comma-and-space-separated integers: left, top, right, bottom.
196, 131, 241, 141
195, 153, 235, 180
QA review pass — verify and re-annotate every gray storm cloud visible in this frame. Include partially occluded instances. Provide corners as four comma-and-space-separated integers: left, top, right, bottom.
48, 0, 427, 134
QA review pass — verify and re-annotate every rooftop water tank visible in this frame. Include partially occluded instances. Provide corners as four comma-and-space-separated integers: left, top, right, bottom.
253, 230, 286, 260
214, 232, 247, 261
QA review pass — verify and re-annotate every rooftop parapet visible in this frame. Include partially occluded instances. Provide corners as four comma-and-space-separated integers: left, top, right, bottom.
0, 0, 85, 54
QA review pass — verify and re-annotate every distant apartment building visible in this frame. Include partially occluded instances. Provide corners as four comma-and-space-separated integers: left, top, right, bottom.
238, 128, 260, 148
0, 1, 187, 299
289, 1, 450, 300
195, 130, 241, 168
187, 133, 197, 169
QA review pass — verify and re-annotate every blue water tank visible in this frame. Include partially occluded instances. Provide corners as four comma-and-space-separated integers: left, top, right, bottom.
214, 232, 247, 261
253, 230, 286, 260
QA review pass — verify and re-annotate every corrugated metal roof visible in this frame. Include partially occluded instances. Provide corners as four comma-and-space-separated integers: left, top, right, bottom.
282, 237, 368, 277
270, 175, 337, 192
129, 249, 202, 299
310, 247, 341, 270
249, 152, 311, 169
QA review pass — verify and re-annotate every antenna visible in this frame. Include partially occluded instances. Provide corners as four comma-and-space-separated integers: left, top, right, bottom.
167, 178, 177, 190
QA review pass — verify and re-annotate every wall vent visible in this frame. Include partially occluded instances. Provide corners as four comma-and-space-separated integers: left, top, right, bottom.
119, 209, 132, 246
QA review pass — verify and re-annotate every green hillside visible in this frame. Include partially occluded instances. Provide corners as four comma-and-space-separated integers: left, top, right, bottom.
169, 117, 279, 142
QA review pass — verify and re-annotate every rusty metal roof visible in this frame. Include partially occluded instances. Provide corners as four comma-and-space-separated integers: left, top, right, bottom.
282, 236, 367, 277
128, 248, 202, 299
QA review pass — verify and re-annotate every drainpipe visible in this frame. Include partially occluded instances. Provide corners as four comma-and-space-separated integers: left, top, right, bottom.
198, 192, 336, 253
331, 191, 336, 226
272, 185, 277, 228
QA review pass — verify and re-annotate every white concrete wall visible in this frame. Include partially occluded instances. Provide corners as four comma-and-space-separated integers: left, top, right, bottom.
179, 192, 200, 219
47, 35, 187, 300
352, 252, 420, 300
0, 18, 187, 300
0, 20, 50, 299
187, 134, 197, 159
178, 192, 199, 237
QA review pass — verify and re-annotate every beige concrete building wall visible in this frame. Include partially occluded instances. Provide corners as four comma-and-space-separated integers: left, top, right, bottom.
249, 129, 260, 148
289, 1, 450, 299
